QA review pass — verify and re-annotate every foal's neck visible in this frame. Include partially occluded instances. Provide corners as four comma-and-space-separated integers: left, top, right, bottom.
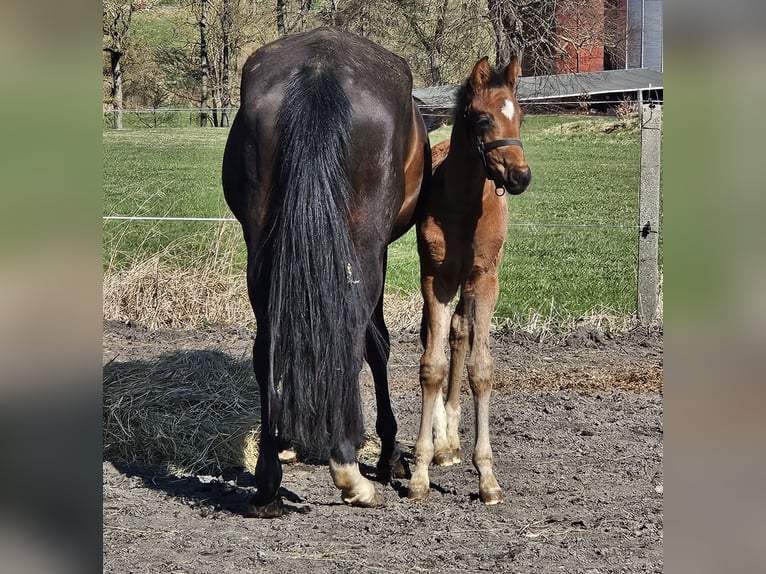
447, 119, 491, 197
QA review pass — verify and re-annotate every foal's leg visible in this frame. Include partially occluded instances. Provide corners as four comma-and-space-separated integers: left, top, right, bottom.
433, 298, 469, 466
366, 290, 406, 481
329, 440, 383, 507
463, 271, 503, 505
409, 274, 454, 502
248, 330, 284, 518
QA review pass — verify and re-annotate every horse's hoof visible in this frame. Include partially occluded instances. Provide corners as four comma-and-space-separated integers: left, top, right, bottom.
433, 450, 461, 467
390, 457, 408, 479
246, 496, 284, 518
376, 449, 409, 482
380, 455, 408, 480
479, 488, 504, 506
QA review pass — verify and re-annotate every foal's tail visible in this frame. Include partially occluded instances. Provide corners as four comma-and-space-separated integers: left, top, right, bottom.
259, 64, 366, 452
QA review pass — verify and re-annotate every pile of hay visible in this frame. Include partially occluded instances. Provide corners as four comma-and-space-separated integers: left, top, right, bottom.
103, 348, 261, 475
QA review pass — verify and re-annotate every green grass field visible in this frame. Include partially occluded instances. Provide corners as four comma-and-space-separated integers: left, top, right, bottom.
103, 114, 645, 326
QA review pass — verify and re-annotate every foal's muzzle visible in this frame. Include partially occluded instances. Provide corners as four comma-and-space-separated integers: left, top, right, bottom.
477, 137, 530, 195
502, 166, 531, 195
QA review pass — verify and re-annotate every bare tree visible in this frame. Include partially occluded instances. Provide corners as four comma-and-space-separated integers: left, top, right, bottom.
487, 0, 522, 66
517, 0, 559, 75
104, 0, 641, 121
487, 0, 636, 76
199, 0, 210, 126
394, 0, 451, 85
299, 0, 313, 32
221, 0, 232, 126
189, 0, 264, 125
103, 1, 135, 129
555, 0, 606, 72
276, 0, 287, 35
485, 0, 565, 74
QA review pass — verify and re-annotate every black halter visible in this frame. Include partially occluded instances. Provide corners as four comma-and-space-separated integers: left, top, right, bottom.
475, 136, 523, 170
463, 106, 524, 195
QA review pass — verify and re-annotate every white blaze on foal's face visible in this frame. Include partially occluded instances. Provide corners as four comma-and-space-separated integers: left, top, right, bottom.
501, 99, 515, 122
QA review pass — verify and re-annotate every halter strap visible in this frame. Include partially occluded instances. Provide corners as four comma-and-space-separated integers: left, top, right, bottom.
478, 138, 523, 152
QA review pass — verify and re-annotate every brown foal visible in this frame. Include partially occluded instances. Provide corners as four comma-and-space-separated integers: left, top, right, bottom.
409, 56, 531, 505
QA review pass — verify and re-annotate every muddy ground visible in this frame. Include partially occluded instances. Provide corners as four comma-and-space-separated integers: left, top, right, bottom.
103, 321, 662, 573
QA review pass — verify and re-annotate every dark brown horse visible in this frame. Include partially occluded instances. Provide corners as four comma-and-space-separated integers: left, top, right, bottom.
409, 56, 531, 504
222, 27, 429, 517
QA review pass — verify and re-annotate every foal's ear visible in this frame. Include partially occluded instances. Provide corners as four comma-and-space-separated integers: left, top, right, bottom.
505, 57, 522, 88
469, 56, 492, 91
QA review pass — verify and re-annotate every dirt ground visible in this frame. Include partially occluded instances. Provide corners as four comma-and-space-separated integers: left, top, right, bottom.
103, 320, 662, 573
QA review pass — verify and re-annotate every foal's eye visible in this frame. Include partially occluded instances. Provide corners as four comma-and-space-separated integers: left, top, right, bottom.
475, 116, 493, 129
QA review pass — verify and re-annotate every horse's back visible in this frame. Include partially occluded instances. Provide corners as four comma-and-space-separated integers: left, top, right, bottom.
226, 28, 418, 239
240, 28, 412, 104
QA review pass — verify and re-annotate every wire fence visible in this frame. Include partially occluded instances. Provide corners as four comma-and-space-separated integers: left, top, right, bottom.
102, 215, 645, 232
103, 105, 662, 327
102, 94, 663, 129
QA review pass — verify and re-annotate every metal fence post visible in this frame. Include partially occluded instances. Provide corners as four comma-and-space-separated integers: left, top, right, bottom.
637, 102, 662, 325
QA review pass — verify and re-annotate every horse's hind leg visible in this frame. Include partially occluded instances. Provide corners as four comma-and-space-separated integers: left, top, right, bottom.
366, 290, 406, 481
329, 441, 383, 507
463, 270, 503, 505
248, 329, 284, 518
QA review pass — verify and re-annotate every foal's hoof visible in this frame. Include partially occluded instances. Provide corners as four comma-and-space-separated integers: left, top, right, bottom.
277, 448, 297, 463
407, 486, 430, 503
433, 449, 461, 467
479, 488, 504, 506
342, 487, 384, 508
246, 496, 284, 518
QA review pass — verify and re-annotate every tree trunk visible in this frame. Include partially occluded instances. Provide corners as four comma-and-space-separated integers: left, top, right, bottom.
299, 0, 312, 32
103, 1, 134, 129
430, 0, 449, 85
199, 0, 210, 127
221, 0, 231, 127
276, 0, 286, 36
487, 0, 521, 66
330, 0, 338, 26
360, 3, 369, 37
110, 50, 124, 129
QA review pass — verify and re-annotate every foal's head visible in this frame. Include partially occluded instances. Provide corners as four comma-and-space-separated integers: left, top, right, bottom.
460, 56, 531, 195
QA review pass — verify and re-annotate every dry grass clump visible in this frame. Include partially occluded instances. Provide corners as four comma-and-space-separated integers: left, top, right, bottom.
103, 252, 425, 332
103, 254, 253, 330
103, 349, 261, 475
499, 304, 645, 343
382, 290, 424, 332
538, 117, 639, 137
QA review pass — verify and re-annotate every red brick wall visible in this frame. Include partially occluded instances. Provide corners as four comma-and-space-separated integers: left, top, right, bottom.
555, 0, 606, 73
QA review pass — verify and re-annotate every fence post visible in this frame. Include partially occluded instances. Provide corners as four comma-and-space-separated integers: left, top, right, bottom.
637, 102, 662, 325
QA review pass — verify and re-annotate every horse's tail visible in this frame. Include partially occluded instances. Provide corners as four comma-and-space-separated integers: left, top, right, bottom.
259, 64, 366, 453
